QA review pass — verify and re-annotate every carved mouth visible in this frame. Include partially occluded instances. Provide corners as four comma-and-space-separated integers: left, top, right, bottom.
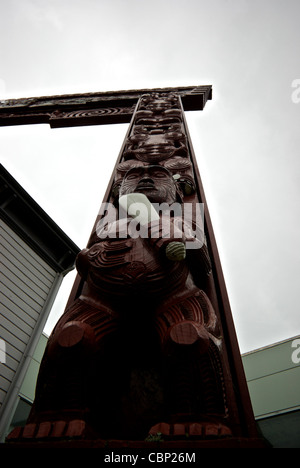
135, 184, 157, 191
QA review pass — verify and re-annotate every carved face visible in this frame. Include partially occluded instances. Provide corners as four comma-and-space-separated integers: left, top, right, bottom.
119, 165, 178, 204
126, 129, 187, 163
140, 93, 178, 112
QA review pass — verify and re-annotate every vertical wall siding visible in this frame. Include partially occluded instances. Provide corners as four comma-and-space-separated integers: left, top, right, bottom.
0, 219, 57, 408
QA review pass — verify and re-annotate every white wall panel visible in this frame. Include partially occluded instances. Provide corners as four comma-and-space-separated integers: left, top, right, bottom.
0, 220, 57, 408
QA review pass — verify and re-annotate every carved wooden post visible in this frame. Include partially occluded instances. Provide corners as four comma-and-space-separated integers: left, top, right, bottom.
3, 87, 266, 447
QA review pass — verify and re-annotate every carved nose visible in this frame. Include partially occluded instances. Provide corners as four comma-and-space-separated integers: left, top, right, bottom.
138, 176, 155, 185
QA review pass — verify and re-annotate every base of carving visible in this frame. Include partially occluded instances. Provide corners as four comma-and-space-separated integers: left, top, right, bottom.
148, 420, 232, 439
7, 417, 232, 443
3, 434, 270, 449
6, 419, 93, 441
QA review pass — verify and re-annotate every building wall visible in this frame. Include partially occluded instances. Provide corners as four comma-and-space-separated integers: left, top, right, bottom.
0, 220, 59, 409
0, 164, 80, 441
242, 336, 300, 448
0, 220, 65, 441
242, 336, 300, 418
5, 334, 48, 434
18, 334, 48, 405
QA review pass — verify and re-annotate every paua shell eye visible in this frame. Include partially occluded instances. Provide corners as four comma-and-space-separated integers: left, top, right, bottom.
165, 242, 186, 261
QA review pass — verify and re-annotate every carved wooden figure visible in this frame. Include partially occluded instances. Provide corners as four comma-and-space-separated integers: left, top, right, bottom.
5, 87, 263, 445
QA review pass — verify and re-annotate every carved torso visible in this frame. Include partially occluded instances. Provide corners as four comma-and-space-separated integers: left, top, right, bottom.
79, 222, 190, 303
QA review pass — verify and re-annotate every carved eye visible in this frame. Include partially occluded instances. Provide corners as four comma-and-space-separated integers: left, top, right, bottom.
151, 171, 169, 178
125, 168, 145, 180
126, 172, 140, 180
166, 131, 183, 140
130, 134, 147, 142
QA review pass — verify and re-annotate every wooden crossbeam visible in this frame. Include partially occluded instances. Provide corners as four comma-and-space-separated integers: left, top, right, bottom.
0, 86, 212, 128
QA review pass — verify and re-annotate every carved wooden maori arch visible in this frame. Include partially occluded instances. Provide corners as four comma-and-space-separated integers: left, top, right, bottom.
3, 87, 264, 446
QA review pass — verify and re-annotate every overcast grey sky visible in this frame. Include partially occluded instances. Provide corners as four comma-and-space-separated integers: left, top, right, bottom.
1, 0, 300, 353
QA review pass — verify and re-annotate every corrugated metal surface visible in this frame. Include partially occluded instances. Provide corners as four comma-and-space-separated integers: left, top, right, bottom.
0, 219, 56, 408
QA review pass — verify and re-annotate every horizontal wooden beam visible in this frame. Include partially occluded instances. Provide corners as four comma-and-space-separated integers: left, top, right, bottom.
0, 86, 212, 128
